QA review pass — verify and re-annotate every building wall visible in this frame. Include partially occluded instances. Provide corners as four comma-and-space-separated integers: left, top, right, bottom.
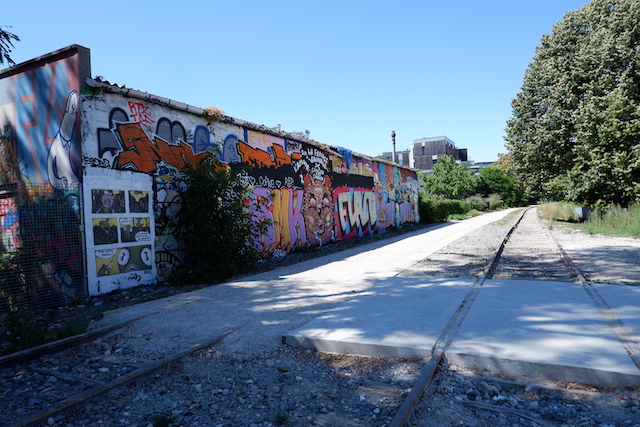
412, 136, 463, 170
1, 46, 420, 297
81, 89, 420, 293
0, 46, 90, 306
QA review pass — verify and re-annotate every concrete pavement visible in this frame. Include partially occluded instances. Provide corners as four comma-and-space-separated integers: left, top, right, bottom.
95, 210, 517, 357
285, 277, 640, 387
94, 207, 640, 387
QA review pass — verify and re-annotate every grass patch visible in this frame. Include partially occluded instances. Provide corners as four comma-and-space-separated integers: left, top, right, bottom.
272, 411, 290, 425
493, 208, 523, 226
1, 311, 90, 356
577, 204, 640, 238
538, 202, 581, 222
540, 202, 640, 238
448, 209, 482, 221
153, 414, 175, 427
56, 317, 90, 340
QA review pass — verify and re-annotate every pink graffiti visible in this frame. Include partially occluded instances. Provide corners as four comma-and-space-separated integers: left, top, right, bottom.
0, 197, 21, 251
250, 187, 307, 256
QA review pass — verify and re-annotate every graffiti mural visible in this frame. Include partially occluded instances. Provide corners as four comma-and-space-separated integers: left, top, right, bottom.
301, 176, 334, 245
334, 187, 378, 240
0, 196, 20, 252
81, 89, 419, 283
0, 47, 90, 311
1, 56, 83, 188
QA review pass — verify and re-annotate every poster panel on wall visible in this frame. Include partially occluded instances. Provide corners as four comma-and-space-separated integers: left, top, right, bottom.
83, 169, 155, 295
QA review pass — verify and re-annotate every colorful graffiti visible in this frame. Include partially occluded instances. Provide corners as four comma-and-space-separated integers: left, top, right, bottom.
334, 187, 378, 240
154, 177, 187, 282
0, 196, 20, 252
7, 56, 82, 188
301, 176, 334, 245
19, 189, 85, 306
82, 93, 419, 270
0, 125, 18, 184
114, 122, 205, 173
250, 186, 307, 257
0, 48, 87, 310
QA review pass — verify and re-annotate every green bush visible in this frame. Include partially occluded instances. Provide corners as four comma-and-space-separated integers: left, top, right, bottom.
466, 195, 487, 211
485, 194, 504, 211
419, 196, 470, 223
173, 153, 262, 285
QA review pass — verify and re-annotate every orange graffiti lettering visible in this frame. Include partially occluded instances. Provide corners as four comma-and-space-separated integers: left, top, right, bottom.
237, 141, 298, 169
115, 123, 205, 173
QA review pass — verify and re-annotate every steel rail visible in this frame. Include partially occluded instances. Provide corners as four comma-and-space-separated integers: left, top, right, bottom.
544, 222, 640, 370
389, 207, 531, 427
0, 317, 143, 370
9, 329, 237, 427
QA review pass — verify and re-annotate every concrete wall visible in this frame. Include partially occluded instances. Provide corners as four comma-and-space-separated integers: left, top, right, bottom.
0, 46, 90, 304
81, 87, 419, 292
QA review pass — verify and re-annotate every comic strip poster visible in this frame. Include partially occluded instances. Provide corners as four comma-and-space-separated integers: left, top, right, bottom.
83, 170, 155, 295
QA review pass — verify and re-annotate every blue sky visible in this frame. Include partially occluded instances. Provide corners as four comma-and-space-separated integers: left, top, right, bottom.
2, 0, 588, 162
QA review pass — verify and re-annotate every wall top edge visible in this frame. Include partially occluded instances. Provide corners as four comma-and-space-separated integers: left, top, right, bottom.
0, 44, 90, 79
85, 77, 416, 172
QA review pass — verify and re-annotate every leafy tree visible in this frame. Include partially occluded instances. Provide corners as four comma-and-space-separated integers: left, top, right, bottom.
0, 26, 19, 66
505, 0, 640, 207
478, 167, 524, 207
421, 155, 478, 199
175, 153, 261, 284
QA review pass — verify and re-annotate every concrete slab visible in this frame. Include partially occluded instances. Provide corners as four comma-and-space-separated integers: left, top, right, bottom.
446, 279, 640, 387
592, 283, 640, 345
284, 278, 475, 357
286, 278, 640, 387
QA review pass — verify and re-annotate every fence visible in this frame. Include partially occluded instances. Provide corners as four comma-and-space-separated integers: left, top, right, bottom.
0, 183, 86, 315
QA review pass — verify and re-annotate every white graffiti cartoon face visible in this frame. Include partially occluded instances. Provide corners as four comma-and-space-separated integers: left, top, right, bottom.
47, 90, 81, 190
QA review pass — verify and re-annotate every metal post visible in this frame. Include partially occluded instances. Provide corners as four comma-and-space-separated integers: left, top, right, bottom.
391, 130, 396, 163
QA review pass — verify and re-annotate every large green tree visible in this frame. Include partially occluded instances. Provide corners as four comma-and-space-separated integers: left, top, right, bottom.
505, 0, 640, 207
421, 155, 478, 199
0, 26, 19, 66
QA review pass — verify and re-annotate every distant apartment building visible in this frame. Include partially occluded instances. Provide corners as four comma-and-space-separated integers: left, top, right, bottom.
376, 136, 494, 174
377, 149, 411, 167
410, 136, 468, 171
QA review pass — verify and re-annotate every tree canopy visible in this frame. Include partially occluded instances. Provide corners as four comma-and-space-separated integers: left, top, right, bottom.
0, 26, 19, 66
478, 166, 524, 207
504, 0, 640, 207
421, 155, 478, 199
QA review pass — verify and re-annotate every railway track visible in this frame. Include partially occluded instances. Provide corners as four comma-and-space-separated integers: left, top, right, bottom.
392, 207, 640, 426
0, 207, 637, 426
0, 325, 234, 426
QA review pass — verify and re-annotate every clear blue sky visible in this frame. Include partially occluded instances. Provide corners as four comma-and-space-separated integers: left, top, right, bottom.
3, 0, 588, 162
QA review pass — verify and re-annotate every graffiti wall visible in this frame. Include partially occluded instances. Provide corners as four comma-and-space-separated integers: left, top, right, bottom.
0, 46, 90, 191
81, 89, 419, 289
0, 46, 91, 308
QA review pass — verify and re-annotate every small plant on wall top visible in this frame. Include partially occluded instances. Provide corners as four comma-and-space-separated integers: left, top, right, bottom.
173, 152, 261, 285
